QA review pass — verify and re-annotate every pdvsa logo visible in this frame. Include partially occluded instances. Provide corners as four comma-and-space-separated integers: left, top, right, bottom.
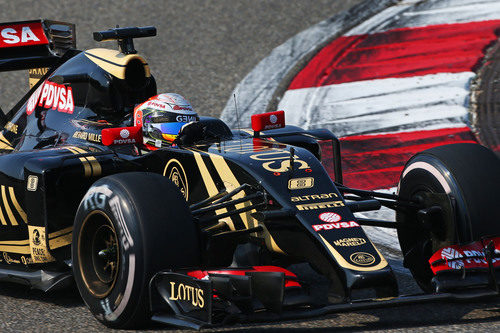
26, 81, 74, 115
1, 23, 48, 47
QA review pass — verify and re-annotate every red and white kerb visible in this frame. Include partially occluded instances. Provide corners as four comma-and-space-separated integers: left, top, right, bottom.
278, 0, 500, 190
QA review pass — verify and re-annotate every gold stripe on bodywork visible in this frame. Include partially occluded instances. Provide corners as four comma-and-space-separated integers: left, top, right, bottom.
48, 232, 72, 249
0, 227, 73, 255
0, 239, 29, 245
0, 197, 7, 225
71, 146, 102, 176
9, 187, 27, 223
48, 226, 73, 249
66, 147, 92, 177
0, 244, 30, 254
209, 154, 254, 229
85, 48, 151, 79
207, 152, 285, 254
48, 226, 73, 239
0, 238, 30, 253
319, 234, 388, 272
1, 186, 17, 226
0, 133, 13, 150
191, 150, 235, 230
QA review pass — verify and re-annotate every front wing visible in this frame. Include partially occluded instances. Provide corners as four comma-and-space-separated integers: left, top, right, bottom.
148, 262, 500, 330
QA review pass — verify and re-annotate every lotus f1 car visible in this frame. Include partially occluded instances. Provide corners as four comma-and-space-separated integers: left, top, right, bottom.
0, 20, 499, 329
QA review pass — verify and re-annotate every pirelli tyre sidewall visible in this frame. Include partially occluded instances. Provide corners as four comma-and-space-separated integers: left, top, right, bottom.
396, 143, 500, 291
72, 172, 200, 328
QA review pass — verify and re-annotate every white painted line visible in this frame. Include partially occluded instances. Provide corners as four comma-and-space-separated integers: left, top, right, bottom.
278, 72, 474, 136
347, 0, 500, 35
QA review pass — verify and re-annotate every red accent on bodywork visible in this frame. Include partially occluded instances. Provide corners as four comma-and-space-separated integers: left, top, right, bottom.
429, 237, 500, 274
251, 110, 285, 132
101, 126, 143, 146
187, 266, 301, 288
0, 22, 49, 48
288, 20, 500, 88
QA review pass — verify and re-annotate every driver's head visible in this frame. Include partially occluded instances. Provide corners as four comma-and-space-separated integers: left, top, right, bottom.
134, 93, 199, 147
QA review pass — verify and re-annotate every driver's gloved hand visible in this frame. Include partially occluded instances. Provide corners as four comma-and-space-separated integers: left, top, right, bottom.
174, 121, 205, 146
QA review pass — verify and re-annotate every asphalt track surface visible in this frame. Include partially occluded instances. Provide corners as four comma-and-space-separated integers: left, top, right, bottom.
0, 1, 500, 332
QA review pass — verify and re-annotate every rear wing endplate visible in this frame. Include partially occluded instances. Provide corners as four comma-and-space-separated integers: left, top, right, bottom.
0, 19, 75, 73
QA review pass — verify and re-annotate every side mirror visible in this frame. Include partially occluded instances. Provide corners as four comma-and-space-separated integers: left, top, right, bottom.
251, 110, 285, 137
101, 126, 143, 146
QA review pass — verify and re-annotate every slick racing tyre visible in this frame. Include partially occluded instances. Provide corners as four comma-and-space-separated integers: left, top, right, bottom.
72, 172, 200, 328
396, 143, 500, 291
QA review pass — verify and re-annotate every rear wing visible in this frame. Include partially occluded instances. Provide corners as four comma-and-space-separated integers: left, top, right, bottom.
0, 19, 76, 75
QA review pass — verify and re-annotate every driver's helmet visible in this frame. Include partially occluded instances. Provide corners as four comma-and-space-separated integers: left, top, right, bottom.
134, 93, 199, 147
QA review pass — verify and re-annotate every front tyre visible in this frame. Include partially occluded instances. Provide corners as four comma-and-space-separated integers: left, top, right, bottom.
396, 143, 500, 291
72, 172, 200, 328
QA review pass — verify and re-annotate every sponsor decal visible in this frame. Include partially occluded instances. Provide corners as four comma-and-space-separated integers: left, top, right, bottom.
291, 192, 338, 202
120, 129, 129, 138
440, 247, 465, 269
288, 177, 314, 190
169, 281, 205, 308
270, 114, 277, 124
28, 67, 49, 79
28, 226, 55, 263
249, 150, 310, 173
4, 122, 18, 134
173, 105, 194, 112
2, 252, 20, 264
26, 81, 74, 115
29, 68, 49, 89
297, 200, 344, 211
350, 252, 376, 266
83, 184, 112, 210
110, 196, 134, 251
312, 221, 359, 231
0, 22, 48, 48
333, 237, 367, 247
134, 109, 143, 127
163, 159, 189, 200
21, 255, 34, 265
319, 212, 341, 223
176, 115, 197, 122
147, 101, 168, 109
73, 131, 102, 143
27, 175, 39, 191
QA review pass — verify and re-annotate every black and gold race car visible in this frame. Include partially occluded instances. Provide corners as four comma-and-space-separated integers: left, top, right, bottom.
0, 20, 499, 329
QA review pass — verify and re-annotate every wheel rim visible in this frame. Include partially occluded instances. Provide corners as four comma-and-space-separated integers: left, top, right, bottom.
78, 211, 120, 298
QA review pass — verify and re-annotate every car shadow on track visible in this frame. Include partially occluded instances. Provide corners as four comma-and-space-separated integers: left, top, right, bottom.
0, 281, 84, 308
211, 300, 500, 332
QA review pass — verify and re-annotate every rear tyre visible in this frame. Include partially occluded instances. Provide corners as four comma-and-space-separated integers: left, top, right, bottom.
396, 143, 500, 291
72, 172, 200, 328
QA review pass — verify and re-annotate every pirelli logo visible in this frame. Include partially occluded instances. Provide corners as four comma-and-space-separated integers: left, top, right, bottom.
0, 185, 28, 226
296, 200, 345, 211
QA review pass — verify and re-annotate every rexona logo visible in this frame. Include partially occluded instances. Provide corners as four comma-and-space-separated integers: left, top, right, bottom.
26, 81, 74, 115
312, 221, 359, 231
169, 282, 205, 308
0, 22, 48, 48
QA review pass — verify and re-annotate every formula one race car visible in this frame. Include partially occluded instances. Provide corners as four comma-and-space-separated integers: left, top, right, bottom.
0, 20, 499, 329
